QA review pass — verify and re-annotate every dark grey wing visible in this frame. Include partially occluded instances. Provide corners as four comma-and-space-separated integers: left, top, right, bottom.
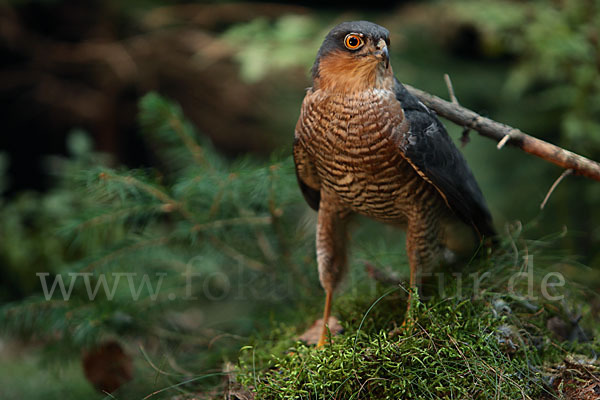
293, 137, 320, 211
394, 79, 496, 238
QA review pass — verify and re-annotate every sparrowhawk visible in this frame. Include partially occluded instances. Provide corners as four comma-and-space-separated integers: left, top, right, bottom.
293, 21, 495, 346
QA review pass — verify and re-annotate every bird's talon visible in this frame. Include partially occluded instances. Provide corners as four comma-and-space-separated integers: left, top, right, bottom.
388, 316, 414, 338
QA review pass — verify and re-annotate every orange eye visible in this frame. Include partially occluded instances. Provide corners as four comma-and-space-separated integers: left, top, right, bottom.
344, 34, 363, 50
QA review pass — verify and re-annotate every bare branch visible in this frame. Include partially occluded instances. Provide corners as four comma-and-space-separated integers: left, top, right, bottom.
404, 84, 600, 182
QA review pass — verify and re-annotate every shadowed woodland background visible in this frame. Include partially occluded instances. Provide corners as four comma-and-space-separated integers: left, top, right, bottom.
0, 0, 599, 398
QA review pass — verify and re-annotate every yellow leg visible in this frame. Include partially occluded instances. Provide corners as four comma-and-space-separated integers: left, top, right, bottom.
402, 287, 417, 327
316, 289, 333, 347
390, 248, 419, 337
405, 257, 418, 323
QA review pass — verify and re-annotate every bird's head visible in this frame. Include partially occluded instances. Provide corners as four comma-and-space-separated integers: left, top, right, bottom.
312, 21, 392, 93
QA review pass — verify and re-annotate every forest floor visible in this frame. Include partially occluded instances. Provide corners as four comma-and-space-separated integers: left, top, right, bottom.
227, 247, 600, 400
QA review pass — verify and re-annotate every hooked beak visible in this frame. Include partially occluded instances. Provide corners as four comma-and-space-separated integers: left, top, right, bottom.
374, 38, 389, 69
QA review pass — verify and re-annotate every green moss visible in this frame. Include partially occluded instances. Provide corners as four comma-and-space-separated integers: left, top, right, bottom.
235, 246, 598, 399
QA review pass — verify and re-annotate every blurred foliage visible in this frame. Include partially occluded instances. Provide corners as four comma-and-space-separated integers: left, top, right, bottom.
0, 92, 321, 398
447, 0, 600, 155
0, 131, 112, 301
223, 14, 321, 82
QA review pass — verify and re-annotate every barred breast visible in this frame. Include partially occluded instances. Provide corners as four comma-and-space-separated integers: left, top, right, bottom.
296, 88, 442, 223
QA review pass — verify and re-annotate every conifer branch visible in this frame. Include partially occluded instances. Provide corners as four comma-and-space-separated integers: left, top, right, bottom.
209, 237, 267, 272
266, 164, 309, 287
83, 237, 170, 272
191, 216, 272, 232
404, 85, 600, 182
168, 116, 207, 167
208, 175, 236, 217
71, 205, 158, 231
100, 172, 195, 221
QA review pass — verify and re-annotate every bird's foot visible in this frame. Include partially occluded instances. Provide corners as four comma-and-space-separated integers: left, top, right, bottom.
388, 287, 419, 338
388, 316, 414, 338
297, 316, 343, 346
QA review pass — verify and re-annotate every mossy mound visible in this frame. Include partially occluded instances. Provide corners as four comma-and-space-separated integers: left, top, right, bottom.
234, 246, 600, 399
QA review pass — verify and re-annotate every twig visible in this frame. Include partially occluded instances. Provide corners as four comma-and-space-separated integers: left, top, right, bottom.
497, 134, 511, 149
444, 73, 458, 105
83, 237, 169, 272
139, 345, 179, 377
166, 355, 194, 376
540, 169, 573, 210
444, 74, 472, 147
191, 216, 272, 232
208, 332, 246, 349
404, 84, 600, 182
209, 237, 267, 272
169, 117, 208, 168
101, 172, 196, 221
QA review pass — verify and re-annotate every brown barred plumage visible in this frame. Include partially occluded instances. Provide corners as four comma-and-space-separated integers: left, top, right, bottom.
294, 21, 495, 346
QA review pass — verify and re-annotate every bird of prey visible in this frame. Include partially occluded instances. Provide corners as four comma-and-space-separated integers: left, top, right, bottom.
293, 21, 495, 347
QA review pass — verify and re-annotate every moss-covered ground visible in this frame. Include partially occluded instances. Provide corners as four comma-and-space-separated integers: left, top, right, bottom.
234, 242, 600, 399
